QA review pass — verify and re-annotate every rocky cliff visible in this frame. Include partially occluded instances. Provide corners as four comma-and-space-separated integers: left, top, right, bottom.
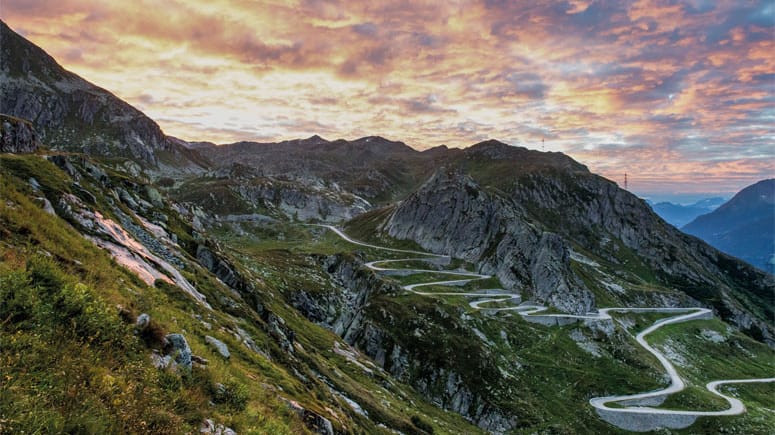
383, 169, 594, 314
353, 142, 773, 344
0, 114, 40, 153
196, 135, 435, 203
511, 170, 774, 344
170, 165, 372, 223
292, 254, 518, 433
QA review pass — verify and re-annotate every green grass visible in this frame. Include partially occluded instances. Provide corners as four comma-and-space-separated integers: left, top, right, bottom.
370, 258, 473, 272
207, 202, 772, 434
0, 163, 315, 434
344, 206, 429, 252
4, 152, 772, 434
216, 221, 433, 262
650, 318, 775, 434
0, 154, 480, 434
388, 272, 478, 286
212, 202, 775, 434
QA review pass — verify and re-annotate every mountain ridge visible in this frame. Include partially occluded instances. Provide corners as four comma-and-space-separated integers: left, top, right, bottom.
2, 18, 774, 434
683, 179, 775, 273
649, 197, 726, 228
0, 20, 207, 171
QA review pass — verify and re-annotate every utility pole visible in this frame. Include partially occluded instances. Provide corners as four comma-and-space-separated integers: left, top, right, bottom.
624, 173, 628, 190
542, 137, 545, 152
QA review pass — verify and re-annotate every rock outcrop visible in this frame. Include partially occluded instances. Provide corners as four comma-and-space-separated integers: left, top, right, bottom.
233, 180, 370, 222
292, 254, 518, 433
160, 333, 193, 371
196, 135, 425, 201
197, 244, 247, 292
283, 398, 335, 435
512, 171, 775, 345
383, 169, 594, 314
199, 419, 237, 435
205, 336, 231, 359
0, 114, 40, 153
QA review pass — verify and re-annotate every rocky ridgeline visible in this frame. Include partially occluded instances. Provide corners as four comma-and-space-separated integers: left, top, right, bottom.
383, 169, 595, 314
0, 21, 204, 170
0, 114, 40, 153
196, 135, 423, 202
368, 163, 773, 345
511, 172, 775, 345
233, 180, 370, 222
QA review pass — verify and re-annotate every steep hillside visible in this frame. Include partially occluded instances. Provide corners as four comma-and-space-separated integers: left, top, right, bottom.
0, 20, 207, 171
381, 169, 594, 315
346, 142, 774, 345
683, 179, 775, 273
0, 151, 483, 435
0, 114, 41, 153
2, 18, 774, 434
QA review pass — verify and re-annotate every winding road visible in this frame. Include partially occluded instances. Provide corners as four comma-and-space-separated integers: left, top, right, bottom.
319, 225, 775, 432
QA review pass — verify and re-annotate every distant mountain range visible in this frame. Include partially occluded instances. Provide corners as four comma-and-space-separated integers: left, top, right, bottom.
683, 179, 775, 273
648, 197, 726, 227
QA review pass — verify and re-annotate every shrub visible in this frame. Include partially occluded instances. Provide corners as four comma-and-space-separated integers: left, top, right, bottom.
0, 269, 37, 326
117, 305, 136, 324
212, 379, 249, 412
157, 177, 175, 188
54, 282, 125, 344
158, 369, 182, 392
1, 255, 127, 344
139, 319, 168, 348
27, 255, 66, 296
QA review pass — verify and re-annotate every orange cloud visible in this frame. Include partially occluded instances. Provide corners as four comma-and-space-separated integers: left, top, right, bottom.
1, 0, 772, 196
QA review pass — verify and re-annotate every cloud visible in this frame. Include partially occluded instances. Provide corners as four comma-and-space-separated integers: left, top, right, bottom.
504, 72, 548, 100
0, 0, 772, 195
352, 22, 378, 37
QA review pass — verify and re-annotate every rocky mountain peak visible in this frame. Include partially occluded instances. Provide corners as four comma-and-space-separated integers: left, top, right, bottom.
0, 20, 207, 171
467, 139, 512, 153
304, 134, 327, 143
383, 167, 595, 314
709, 179, 774, 215
683, 179, 775, 272
346, 135, 417, 155
0, 21, 70, 82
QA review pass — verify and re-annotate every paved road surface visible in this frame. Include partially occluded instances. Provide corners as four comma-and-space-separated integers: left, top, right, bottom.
319, 225, 774, 431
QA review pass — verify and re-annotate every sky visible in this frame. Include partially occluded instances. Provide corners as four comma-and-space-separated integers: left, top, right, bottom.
1, 0, 773, 201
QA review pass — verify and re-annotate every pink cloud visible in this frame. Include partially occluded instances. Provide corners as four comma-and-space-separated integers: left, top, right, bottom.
0, 0, 772, 195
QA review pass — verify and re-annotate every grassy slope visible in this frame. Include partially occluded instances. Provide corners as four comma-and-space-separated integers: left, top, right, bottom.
0, 157, 309, 434
649, 318, 775, 434
272, 216, 775, 434
3, 153, 772, 434
0, 154, 480, 434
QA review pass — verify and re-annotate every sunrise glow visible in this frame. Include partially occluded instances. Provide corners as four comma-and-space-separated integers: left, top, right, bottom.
2, 0, 773, 198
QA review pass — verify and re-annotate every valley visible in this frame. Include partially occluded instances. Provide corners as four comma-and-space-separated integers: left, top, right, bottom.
2, 134, 773, 434
1, 16, 774, 435
317, 224, 775, 432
